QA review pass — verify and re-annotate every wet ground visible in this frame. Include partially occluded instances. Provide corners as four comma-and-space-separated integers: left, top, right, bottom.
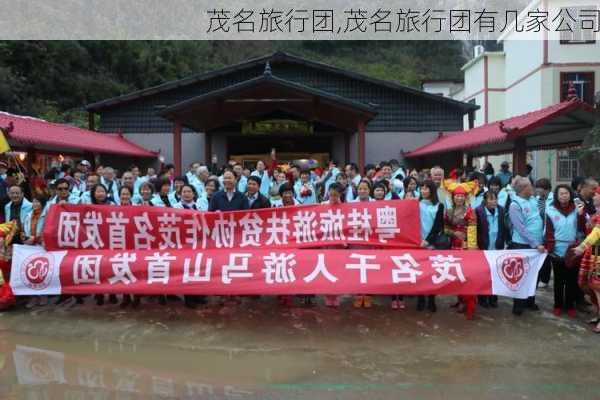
0, 288, 598, 400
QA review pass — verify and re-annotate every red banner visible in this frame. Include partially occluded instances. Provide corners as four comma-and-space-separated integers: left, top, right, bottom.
42, 201, 420, 251
11, 245, 546, 298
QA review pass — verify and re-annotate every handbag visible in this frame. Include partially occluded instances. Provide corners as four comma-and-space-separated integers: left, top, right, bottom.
565, 242, 582, 269
433, 233, 452, 250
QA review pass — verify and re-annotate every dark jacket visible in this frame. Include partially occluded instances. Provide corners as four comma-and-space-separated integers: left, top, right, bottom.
475, 204, 507, 250
425, 203, 445, 245
247, 193, 271, 210
209, 190, 249, 211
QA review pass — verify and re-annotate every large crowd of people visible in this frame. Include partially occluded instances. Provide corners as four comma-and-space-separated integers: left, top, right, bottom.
1, 150, 600, 332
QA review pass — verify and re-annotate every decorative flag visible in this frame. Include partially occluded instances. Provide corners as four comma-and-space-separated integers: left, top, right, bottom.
0, 127, 11, 153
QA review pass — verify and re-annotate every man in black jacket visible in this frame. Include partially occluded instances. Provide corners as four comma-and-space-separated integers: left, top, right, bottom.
209, 170, 249, 211
246, 176, 271, 209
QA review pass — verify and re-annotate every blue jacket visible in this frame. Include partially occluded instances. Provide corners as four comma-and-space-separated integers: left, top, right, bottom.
4, 198, 32, 225
510, 195, 544, 247
173, 197, 209, 211
23, 209, 45, 238
544, 204, 579, 257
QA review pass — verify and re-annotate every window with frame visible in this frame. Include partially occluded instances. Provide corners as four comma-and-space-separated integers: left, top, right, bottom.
560, 72, 596, 105
557, 149, 581, 182
559, 6, 597, 44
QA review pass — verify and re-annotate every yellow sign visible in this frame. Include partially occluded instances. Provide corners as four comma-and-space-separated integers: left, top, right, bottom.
242, 119, 313, 135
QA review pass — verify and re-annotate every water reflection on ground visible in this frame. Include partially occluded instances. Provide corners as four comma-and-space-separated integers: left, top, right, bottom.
0, 293, 599, 399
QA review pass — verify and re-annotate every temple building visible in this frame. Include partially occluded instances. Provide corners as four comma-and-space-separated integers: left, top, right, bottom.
86, 51, 477, 174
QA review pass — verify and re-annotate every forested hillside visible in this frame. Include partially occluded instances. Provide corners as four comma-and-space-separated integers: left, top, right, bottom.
0, 41, 472, 126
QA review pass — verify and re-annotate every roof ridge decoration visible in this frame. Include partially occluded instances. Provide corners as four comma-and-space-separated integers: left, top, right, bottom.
264, 61, 272, 76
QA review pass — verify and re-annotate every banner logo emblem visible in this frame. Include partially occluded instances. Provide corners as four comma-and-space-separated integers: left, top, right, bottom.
496, 253, 529, 291
21, 254, 53, 290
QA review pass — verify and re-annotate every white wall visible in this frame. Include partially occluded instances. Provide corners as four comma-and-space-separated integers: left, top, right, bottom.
504, 40, 544, 88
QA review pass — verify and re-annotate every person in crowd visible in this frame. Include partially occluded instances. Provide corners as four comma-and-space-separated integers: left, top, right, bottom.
444, 181, 478, 320
402, 176, 420, 199
100, 167, 120, 204
163, 164, 176, 182
90, 183, 112, 206
469, 172, 487, 209
45, 178, 77, 209
22, 194, 47, 247
389, 159, 405, 181
482, 162, 495, 182
186, 162, 201, 184
496, 161, 513, 188
377, 161, 393, 182
352, 179, 373, 203
279, 183, 299, 207
574, 186, 600, 332
173, 184, 207, 211
475, 191, 508, 308
372, 180, 390, 201
296, 170, 316, 205
170, 176, 187, 205
250, 160, 271, 198
274, 183, 299, 307
117, 185, 139, 308
190, 165, 210, 199
251, 150, 277, 197
344, 163, 361, 202
535, 178, 554, 288
210, 169, 249, 306
77, 159, 91, 177
382, 179, 401, 200
4, 185, 32, 231
78, 173, 100, 204
414, 180, 445, 312
575, 178, 598, 216
72, 170, 86, 196
269, 170, 288, 207
156, 179, 174, 207
364, 164, 377, 181
322, 182, 345, 308
121, 171, 135, 191
318, 160, 340, 196
535, 178, 553, 216
232, 163, 248, 194
204, 178, 220, 204
508, 176, 546, 316
173, 183, 207, 308
209, 170, 249, 212
246, 176, 271, 209
486, 176, 507, 208
89, 184, 116, 305
136, 182, 162, 207
351, 179, 374, 309
118, 186, 134, 206
545, 184, 585, 318
333, 173, 352, 203
430, 166, 452, 209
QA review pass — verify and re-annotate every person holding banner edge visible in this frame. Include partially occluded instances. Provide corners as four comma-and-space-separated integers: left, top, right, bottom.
509, 176, 547, 316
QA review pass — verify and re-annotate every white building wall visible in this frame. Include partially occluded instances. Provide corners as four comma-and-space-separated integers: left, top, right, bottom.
505, 71, 544, 116
503, 40, 543, 88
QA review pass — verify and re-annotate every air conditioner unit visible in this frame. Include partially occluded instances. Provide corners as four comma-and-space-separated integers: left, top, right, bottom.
474, 45, 485, 58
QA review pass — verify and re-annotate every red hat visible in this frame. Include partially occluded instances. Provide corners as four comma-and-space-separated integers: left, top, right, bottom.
595, 186, 600, 195
452, 186, 467, 196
